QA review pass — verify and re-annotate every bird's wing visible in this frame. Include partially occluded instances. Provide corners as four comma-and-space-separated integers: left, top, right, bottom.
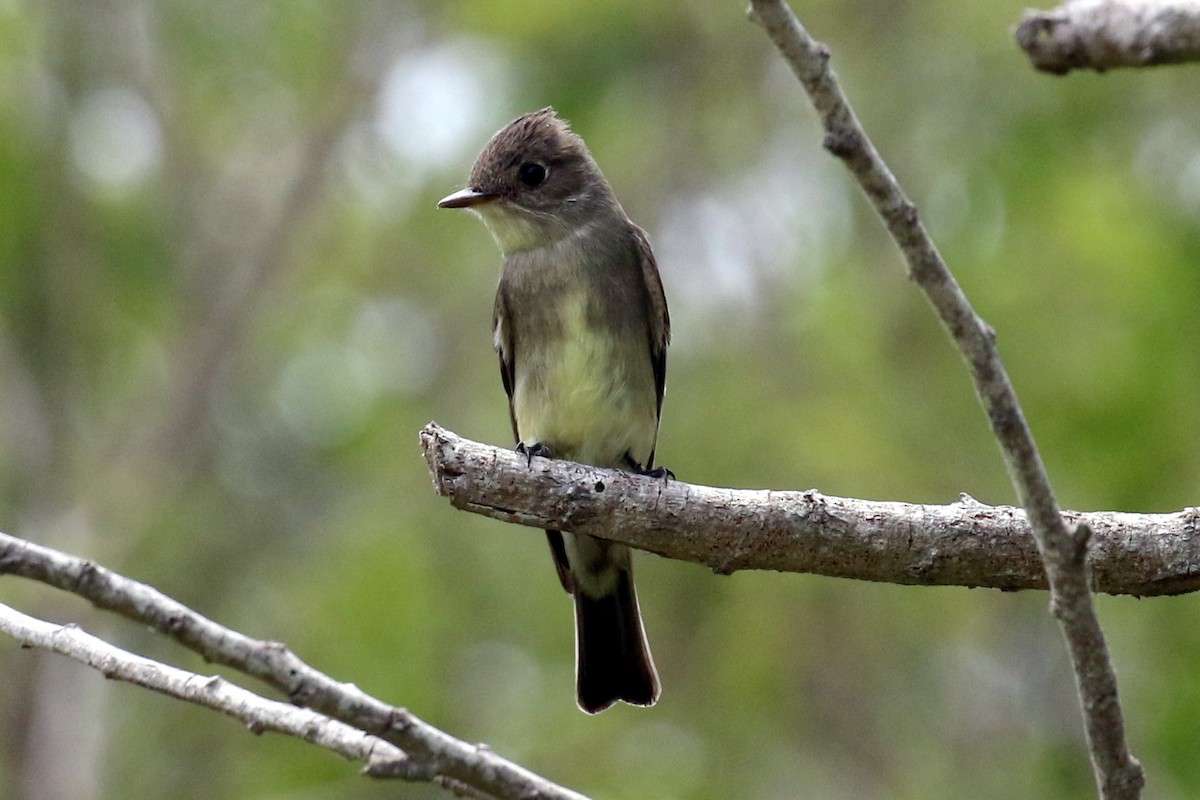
492, 285, 520, 444
496, 281, 574, 593
631, 223, 670, 467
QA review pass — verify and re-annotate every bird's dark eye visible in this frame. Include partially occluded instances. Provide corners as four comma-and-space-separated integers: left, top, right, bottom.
517, 162, 547, 188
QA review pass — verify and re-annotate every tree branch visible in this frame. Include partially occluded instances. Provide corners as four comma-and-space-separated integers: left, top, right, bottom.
421, 422, 1200, 596
1015, 0, 1200, 75
0, 603, 406, 771
0, 531, 589, 800
744, 2, 1142, 797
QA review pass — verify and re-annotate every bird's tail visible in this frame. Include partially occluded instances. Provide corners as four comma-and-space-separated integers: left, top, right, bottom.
573, 563, 660, 714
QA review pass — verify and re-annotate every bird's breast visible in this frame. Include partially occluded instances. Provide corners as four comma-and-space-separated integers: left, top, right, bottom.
511, 286, 657, 468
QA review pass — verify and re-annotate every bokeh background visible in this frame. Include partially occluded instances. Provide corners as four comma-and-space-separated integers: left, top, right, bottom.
2, 1, 1199, 798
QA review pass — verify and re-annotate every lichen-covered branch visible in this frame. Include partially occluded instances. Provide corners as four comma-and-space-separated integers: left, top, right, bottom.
1015, 0, 1200, 75
421, 423, 1200, 596
0, 530, 589, 800
750, 2, 1143, 796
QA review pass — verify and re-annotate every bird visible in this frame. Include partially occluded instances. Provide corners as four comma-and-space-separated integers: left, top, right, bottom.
438, 107, 669, 713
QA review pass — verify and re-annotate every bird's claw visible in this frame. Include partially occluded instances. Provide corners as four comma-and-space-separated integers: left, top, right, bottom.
640, 465, 675, 481
516, 441, 553, 468
623, 451, 674, 482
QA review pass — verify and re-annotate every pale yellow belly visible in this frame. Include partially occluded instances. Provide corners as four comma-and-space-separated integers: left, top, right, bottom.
512, 293, 657, 468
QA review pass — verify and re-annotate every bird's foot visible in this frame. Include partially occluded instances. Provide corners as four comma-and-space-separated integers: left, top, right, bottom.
623, 451, 675, 482
516, 441, 553, 468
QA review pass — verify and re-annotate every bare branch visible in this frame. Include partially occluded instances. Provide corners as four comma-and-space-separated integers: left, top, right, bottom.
1015, 0, 1200, 74
0, 531, 590, 800
422, 423, 1200, 596
0, 603, 405, 771
747, 2, 1143, 796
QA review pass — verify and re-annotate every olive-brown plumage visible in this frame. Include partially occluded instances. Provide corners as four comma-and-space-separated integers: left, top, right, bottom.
438, 108, 668, 713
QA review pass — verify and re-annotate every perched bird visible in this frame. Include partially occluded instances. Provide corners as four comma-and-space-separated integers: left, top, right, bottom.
438, 108, 669, 713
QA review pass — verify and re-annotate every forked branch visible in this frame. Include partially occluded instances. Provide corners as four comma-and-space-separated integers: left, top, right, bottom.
747, 1, 1143, 796
0, 531, 589, 800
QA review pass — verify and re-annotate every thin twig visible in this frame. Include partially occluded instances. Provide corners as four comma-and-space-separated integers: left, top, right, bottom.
0, 603, 406, 771
746, 1, 1142, 797
0, 531, 590, 800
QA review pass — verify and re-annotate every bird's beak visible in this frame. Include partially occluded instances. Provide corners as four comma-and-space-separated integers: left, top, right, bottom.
437, 187, 500, 209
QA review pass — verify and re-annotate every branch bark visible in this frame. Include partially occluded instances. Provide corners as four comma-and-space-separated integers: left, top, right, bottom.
744, 3, 1143, 797
0, 531, 589, 800
1015, 0, 1200, 74
422, 423, 1200, 596
0, 603, 405, 770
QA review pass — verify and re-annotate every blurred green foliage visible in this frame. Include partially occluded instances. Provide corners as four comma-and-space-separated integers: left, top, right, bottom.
1, 1, 1199, 798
